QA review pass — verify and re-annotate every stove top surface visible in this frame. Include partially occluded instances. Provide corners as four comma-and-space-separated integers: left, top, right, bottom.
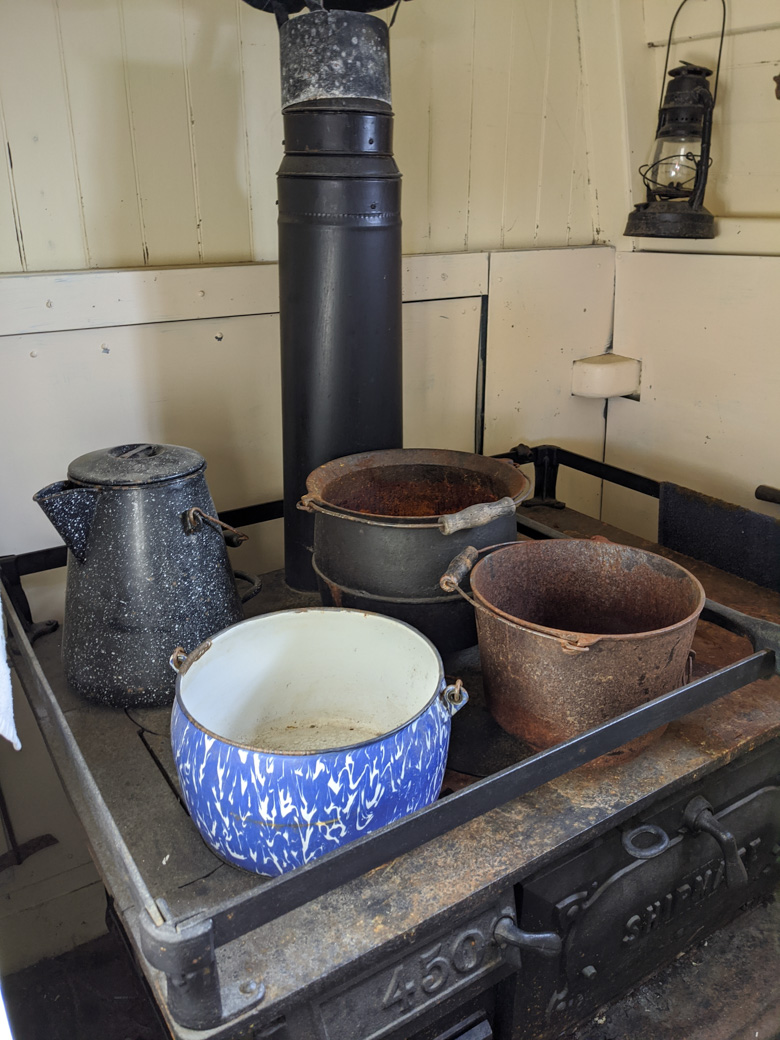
8, 505, 780, 1039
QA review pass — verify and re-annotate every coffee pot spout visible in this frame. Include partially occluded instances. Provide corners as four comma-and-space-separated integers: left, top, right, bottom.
33, 481, 101, 563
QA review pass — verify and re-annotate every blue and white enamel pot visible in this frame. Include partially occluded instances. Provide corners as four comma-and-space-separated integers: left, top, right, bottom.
169, 608, 468, 876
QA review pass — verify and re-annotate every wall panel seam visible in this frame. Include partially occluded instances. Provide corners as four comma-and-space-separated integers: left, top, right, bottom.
52, 0, 90, 269
117, 0, 150, 266
463, 0, 478, 252
235, 0, 255, 261
534, 3, 554, 244
499, 3, 517, 250
0, 94, 25, 271
180, 0, 204, 263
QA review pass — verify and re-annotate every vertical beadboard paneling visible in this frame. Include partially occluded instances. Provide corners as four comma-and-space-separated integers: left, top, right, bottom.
690, 28, 780, 219
465, 0, 514, 251
386, 6, 433, 254
182, 0, 253, 263
0, 0, 87, 270
119, 0, 200, 265
0, 1, 606, 271
423, 0, 476, 252
237, 2, 284, 262
575, 0, 648, 247
641, 0, 780, 44
535, 0, 586, 246
501, 2, 551, 248
56, 0, 145, 269
566, 67, 594, 245
0, 103, 24, 272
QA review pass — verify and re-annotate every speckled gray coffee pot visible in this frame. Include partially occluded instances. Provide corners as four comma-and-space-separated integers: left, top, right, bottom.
34, 443, 257, 707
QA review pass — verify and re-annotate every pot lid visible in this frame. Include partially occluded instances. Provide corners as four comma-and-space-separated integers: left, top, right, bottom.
67, 443, 205, 487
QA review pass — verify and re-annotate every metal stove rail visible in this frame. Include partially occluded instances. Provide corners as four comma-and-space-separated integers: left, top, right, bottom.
3, 576, 780, 1032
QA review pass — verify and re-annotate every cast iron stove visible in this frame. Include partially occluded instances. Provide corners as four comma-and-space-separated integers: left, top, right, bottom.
3, 445, 780, 1040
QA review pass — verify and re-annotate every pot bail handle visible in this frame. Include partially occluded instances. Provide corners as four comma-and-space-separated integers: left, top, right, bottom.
438, 496, 517, 536
440, 543, 603, 654
169, 647, 189, 673
169, 640, 212, 674
297, 493, 319, 514
440, 541, 520, 595
185, 507, 248, 547
439, 546, 481, 592
440, 679, 469, 716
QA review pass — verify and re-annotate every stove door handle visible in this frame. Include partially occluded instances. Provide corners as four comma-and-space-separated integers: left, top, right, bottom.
682, 795, 748, 888
493, 916, 562, 969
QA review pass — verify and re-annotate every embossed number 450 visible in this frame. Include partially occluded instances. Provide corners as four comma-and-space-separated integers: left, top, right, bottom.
382, 943, 449, 1013
382, 931, 487, 1015
420, 943, 450, 995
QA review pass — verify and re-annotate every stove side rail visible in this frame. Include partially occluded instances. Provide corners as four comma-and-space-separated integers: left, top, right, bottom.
510, 443, 780, 593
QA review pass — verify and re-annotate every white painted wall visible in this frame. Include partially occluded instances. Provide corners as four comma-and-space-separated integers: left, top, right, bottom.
603, 251, 780, 540
580, 0, 780, 254
483, 246, 615, 517
0, 0, 595, 273
580, 1, 780, 536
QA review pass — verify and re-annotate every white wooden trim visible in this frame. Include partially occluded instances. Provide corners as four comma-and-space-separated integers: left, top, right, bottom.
0, 253, 490, 337
402, 252, 488, 301
0, 263, 280, 337
629, 217, 780, 258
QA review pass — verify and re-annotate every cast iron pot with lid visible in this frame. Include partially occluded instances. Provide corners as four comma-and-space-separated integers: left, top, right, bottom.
34, 443, 261, 707
169, 607, 468, 876
298, 447, 531, 654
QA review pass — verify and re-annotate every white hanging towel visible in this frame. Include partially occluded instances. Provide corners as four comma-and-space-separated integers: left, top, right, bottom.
0, 598, 21, 751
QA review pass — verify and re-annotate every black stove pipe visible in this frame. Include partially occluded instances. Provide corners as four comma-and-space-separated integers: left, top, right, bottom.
276, 10, 403, 589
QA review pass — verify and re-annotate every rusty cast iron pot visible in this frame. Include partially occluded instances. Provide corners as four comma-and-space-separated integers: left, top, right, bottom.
443, 539, 706, 762
298, 448, 530, 654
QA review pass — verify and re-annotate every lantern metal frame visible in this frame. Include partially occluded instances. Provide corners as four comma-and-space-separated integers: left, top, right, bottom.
625, 0, 726, 240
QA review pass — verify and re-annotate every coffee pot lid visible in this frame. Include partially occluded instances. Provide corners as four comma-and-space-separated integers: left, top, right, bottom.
67, 443, 205, 487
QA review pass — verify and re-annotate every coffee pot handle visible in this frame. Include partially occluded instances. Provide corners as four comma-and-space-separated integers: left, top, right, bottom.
233, 570, 263, 604
184, 507, 249, 547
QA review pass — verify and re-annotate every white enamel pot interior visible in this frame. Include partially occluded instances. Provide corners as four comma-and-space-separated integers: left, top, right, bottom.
175, 607, 445, 751
171, 608, 469, 875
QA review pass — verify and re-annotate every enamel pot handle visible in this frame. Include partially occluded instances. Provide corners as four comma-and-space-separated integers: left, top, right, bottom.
440, 679, 469, 717
169, 647, 189, 673
169, 640, 213, 674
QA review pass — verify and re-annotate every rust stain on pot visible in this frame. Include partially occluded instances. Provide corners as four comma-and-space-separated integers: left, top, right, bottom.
470, 540, 706, 763
323, 463, 501, 518
305, 447, 529, 520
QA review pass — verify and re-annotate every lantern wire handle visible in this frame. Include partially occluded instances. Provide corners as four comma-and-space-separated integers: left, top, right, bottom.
659, 0, 727, 116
